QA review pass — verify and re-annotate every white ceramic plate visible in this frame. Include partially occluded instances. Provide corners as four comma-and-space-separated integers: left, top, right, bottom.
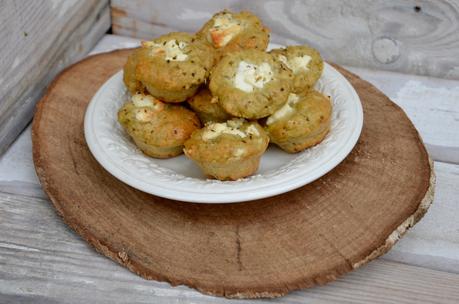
84, 46, 363, 203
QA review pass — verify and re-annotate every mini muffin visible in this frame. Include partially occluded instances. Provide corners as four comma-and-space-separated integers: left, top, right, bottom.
184, 119, 269, 180
118, 93, 201, 158
265, 91, 332, 153
197, 10, 270, 62
270, 45, 323, 93
209, 49, 293, 119
187, 87, 232, 123
123, 48, 145, 95
135, 32, 215, 102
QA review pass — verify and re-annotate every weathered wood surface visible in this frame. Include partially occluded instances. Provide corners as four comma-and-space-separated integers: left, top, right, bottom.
346, 67, 459, 164
32, 47, 435, 298
1, 190, 458, 304
0, 0, 110, 156
383, 161, 459, 274
1, 35, 458, 303
0, 162, 457, 303
111, 0, 459, 80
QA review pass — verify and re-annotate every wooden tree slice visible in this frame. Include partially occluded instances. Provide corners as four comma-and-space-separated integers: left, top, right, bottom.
32, 49, 434, 299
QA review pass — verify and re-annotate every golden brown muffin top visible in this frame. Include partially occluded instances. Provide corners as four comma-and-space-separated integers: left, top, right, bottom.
197, 10, 270, 60
118, 93, 201, 148
184, 118, 269, 163
265, 91, 332, 139
135, 32, 215, 92
209, 49, 293, 119
270, 45, 324, 93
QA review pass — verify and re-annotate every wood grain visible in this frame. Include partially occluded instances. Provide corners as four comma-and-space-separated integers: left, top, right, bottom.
2, 126, 458, 275
0, 190, 458, 304
0, 0, 110, 156
111, 0, 459, 80
30, 49, 433, 298
1, 35, 457, 302
346, 67, 459, 164
383, 162, 459, 274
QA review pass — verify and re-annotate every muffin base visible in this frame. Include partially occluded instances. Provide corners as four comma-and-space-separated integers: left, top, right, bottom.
134, 138, 183, 158
273, 124, 330, 153
198, 155, 262, 181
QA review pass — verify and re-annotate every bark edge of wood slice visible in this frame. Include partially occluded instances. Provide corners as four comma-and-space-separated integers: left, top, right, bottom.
32, 49, 435, 299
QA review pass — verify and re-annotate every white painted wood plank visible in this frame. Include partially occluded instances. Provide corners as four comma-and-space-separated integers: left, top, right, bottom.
0, 126, 44, 198
346, 67, 459, 164
110, 0, 459, 80
383, 161, 459, 273
0, 0, 110, 156
1, 191, 459, 303
0, 36, 140, 198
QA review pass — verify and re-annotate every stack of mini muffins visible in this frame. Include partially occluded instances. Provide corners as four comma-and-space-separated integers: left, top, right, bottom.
118, 10, 332, 181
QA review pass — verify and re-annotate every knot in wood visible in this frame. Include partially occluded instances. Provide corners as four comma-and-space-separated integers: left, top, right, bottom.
372, 37, 401, 64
